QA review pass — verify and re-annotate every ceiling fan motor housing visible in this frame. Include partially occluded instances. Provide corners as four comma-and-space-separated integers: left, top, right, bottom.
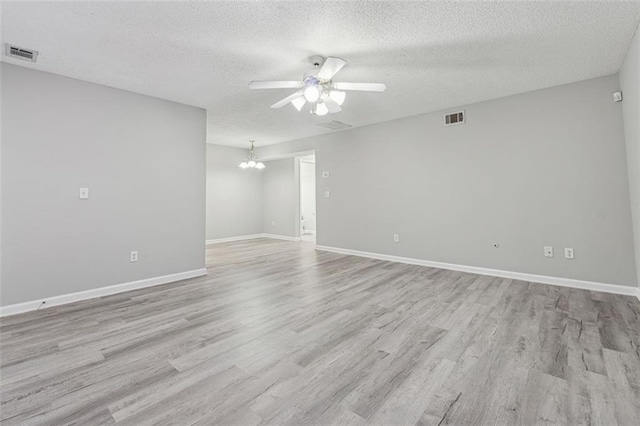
303, 75, 320, 86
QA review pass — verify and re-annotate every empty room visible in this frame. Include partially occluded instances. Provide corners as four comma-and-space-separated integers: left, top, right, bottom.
1, 1, 640, 425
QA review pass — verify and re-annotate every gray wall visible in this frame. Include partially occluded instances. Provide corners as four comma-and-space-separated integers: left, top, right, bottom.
621, 25, 640, 288
1, 63, 206, 306
262, 158, 298, 238
258, 74, 637, 287
206, 144, 263, 240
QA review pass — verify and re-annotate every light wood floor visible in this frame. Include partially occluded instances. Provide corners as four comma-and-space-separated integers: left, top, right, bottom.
1, 239, 639, 425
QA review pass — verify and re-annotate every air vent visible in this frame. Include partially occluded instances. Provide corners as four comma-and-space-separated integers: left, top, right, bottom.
5, 44, 38, 62
316, 121, 352, 131
444, 110, 465, 126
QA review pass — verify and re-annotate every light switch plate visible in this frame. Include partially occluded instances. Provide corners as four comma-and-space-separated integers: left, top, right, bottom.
324, 190, 330, 198
322, 171, 330, 178
79, 187, 89, 199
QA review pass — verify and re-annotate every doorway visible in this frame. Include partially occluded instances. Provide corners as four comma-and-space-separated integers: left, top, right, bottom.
298, 155, 316, 242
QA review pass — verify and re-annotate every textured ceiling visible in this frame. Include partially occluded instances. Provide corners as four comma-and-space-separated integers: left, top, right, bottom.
2, 1, 639, 148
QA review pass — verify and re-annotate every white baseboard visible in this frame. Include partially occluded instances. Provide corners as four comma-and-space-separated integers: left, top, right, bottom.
315, 245, 638, 298
206, 234, 263, 244
262, 233, 301, 242
0, 268, 208, 318
206, 233, 301, 244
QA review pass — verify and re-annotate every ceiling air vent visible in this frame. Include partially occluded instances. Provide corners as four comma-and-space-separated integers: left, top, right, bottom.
4, 44, 38, 62
444, 110, 465, 126
316, 121, 352, 131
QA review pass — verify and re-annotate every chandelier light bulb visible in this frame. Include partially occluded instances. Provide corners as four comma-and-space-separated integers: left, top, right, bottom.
247, 160, 256, 168
304, 85, 321, 103
256, 162, 265, 169
239, 162, 248, 168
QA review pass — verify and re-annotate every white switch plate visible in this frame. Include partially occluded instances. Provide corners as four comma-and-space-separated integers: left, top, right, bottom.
393, 234, 400, 243
322, 171, 330, 178
324, 190, 330, 198
564, 248, 574, 259
613, 91, 623, 102
79, 187, 89, 199
271, 220, 275, 226
130, 251, 138, 262
544, 246, 554, 258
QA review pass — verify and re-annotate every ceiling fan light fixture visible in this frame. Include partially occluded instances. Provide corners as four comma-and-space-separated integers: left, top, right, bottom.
303, 85, 321, 102
328, 90, 346, 106
291, 97, 306, 111
249, 56, 385, 115
315, 102, 329, 116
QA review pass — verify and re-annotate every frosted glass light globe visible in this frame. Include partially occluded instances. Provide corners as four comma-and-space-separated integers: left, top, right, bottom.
315, 102, 329, 116
304, 85, 320, 103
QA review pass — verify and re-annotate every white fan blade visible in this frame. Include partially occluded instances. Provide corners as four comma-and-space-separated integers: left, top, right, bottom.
317, 57, 346, 80
291, 97, 306, 111
270, 91, 304, 109
332, 82, 386, 92
249, 81, 301, 89
321, 97, 342, 114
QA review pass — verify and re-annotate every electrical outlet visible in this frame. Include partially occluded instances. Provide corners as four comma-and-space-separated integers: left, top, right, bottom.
324, 190, 331, 198
544, 246, 553, 258
393, 234, 400, 243
564, 248, 574, 259
130, 251, 138, 262
79, 187, 89, 199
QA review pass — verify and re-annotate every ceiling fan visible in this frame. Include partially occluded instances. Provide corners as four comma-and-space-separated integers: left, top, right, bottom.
249, 56, 386, 116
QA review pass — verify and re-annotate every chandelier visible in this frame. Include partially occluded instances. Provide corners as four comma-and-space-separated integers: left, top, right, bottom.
239, 141, 265, 169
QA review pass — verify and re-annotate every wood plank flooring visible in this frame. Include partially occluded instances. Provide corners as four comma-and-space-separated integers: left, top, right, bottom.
1, 238, 639, 425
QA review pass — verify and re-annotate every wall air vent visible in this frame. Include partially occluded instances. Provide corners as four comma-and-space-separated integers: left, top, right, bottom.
444, 110, 465, 126
5, 44, 38, 62
316, 121, 352, 131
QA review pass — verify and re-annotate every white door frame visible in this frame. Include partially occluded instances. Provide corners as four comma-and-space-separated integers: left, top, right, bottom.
295, 153, 316, 241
